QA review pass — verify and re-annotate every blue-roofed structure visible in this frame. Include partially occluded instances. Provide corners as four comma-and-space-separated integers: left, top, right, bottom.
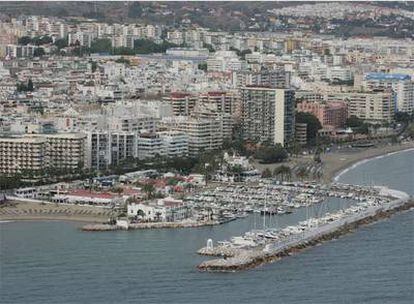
364, 73, 411, 81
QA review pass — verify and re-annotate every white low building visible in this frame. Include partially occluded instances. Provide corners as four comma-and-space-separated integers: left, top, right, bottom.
127, 197, 190, 222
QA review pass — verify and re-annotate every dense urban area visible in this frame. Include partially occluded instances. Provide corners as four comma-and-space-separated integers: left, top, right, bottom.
0, 2, 413, 272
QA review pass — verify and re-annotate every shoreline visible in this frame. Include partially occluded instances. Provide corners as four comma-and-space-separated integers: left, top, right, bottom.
322, 142, 414, 183
333, 147, 414, 182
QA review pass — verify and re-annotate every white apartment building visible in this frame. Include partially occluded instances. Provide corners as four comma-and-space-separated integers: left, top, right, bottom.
198, 91, 240, 118
241, 87, 296, 146
106, 116, 157, 133
158, 131, 189, 158
327, 66, 353, 82
6, 44, 38, 58
327, 90, 396, 123
86, 131, 137, 170
233, 67, 291, 89
182, 117, 223, 155
192, 105, 233, 141
136, 133, 165, 160
207, 51, 241, 72
362, 73, 413, 114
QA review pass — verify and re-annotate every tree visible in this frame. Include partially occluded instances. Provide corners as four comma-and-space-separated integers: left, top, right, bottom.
33, 48, 45, 57
54, 38, 68, 49
90, 61, 98, 73
90, 38, 112, 53
406, 124, 414, 139
72, 46, 90, 57
296, 112, 322, 145
112, 47, 136, 56
31, 36, 53, 46
128, 2, 143, 18
314, 145, 323, 163
203, 43, 215, 52
296, 167, 309, 181
27, 79, 34, 92
228, 164, 243, 182
18, 36, 32, 45
346, 116, 369, 134
166, 157, 195, 175
261, 168, 272, 178
395, 112, 412, 123
198, 62, 207, 71
273, 165, 292, 181
115, 57, 130, 65
142, 183, 155, 199
255, 144, 288, 164
239, 49, 252, 59
289, 140, 302, 157
133, 39, 177, 54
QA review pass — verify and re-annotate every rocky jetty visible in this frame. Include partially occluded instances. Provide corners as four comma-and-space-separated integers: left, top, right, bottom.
81, 224, 119, 231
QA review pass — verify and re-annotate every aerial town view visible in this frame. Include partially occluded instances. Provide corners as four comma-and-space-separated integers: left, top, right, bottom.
0, 1, 413, 303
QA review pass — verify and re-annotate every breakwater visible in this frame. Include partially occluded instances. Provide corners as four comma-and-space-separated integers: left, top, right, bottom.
81, 219, 220, 231
197, 189, 412, 272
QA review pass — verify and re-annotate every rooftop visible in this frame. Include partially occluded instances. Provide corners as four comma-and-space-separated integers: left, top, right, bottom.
365, 73, 411, 81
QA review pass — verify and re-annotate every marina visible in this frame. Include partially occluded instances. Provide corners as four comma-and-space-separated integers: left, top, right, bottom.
77, 181, 377, 231
187, 181, 379, 220
197, 186, 412, 272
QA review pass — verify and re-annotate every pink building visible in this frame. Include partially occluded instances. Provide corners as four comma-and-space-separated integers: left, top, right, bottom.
297, 101, 348, 129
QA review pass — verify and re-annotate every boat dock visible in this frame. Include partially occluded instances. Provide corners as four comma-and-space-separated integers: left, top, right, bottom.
197, 187, 412, 272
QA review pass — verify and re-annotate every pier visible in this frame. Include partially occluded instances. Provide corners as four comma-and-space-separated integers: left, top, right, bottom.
197, 187, 412, 272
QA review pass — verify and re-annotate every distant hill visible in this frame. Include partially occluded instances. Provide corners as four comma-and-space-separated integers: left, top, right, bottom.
0, 1, 302, 29
0, 1, 412, 35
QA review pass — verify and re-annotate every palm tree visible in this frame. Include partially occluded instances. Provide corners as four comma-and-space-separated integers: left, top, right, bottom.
273, 165, 291, 181
142, 183, 155, 199
262, 168, 272, 178
279, 165, 292, 181
228, 165, 243, 182
296, 167, 309, 181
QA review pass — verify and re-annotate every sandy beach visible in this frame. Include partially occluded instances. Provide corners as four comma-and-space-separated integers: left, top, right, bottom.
321, 142, 414, 182
0, 201, 112, 223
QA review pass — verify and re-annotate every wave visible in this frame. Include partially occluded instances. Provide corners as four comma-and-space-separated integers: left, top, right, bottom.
334, 148, 414, 182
